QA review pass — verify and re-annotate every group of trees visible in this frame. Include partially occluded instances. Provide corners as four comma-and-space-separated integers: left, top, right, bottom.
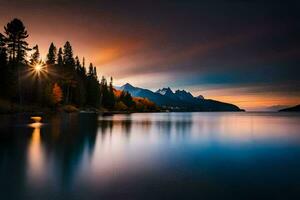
0, 18, 157, 112
0, 18, 113, 110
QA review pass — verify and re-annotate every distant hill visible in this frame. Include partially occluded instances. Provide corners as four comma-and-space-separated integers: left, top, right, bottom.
118, 83, 243, 112
279, 105, 300, 112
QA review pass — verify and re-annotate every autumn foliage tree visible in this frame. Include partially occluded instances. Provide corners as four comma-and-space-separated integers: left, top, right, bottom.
51, 83, 63, 105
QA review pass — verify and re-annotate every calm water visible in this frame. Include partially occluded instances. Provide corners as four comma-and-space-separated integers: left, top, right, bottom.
0, 112, 300, 199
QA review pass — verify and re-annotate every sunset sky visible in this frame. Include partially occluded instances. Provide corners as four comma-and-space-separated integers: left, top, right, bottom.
0, 0, 299, 111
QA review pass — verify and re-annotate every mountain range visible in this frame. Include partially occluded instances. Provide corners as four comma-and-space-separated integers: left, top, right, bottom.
117, 83, 243, 112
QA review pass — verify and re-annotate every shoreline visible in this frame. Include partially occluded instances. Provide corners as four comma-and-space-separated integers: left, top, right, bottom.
0, 109, 248, 116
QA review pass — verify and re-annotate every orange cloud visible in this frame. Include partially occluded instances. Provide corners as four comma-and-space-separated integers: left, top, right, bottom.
191, 85, 300, 111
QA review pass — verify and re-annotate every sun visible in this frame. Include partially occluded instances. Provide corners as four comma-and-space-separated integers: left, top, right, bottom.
34, 63, 42, 72
28, 62, 47, 78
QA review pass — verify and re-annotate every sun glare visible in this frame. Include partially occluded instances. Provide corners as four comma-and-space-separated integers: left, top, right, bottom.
34, 64, 42, 72
28, 62, 47, 78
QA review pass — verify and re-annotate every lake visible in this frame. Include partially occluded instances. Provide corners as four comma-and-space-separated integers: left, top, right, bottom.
0, 112, 300, 199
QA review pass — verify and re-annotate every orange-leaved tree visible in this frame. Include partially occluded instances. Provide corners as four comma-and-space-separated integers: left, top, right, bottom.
52, 83, 63, 105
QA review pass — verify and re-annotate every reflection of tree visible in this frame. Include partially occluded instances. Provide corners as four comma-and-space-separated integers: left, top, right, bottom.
0, 115, 33, 199
98, 117, 134, 139
42, 113, 99, 188
156, 120, 172, 138
175, 120, 193, 138
99, 119, 113, 135
122, 120, 132, 138
138, 120, 151, 133
155, 113, 193, 140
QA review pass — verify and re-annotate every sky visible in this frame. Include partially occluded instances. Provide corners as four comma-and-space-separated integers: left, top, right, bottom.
0, 0, 299, 111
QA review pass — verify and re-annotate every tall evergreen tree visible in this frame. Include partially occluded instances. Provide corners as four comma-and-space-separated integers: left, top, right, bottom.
30, 45, 40, 65
63, 41, 75, 67
4, 18, 30, 64
82, 57, 85, 68
75, 56, 80, 70
85, 63, 101, 107
0, 33, 9, 98
62, 42, 76, 104
3, 19, 30, 105
109, 77, 113, 91
57, 47, 63, 66
107, 77, 116, 109
0, 33, 7, 67
88, 63, 93, 76
93, 67, 97, 79
46, 42, 57, 65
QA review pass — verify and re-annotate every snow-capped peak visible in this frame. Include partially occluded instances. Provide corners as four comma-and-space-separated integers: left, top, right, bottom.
156, 87, 173, 95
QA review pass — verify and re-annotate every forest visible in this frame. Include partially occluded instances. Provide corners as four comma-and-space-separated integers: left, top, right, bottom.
0, 18, 158, 113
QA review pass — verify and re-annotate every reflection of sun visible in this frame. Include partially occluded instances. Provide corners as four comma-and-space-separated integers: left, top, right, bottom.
27, 122, 45, 184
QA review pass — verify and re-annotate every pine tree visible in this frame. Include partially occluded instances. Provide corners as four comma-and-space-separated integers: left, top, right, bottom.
100, 76, 108, 107
0, 33, 9, 98
82, 57, 85, 68
88, 63, 93, 76
108, 77, 116, 109
86, 64, 101, 108
93, 67, 97, 78
0, 33, 7, 67
62, 42, 77, 104
46, 42, 57, 65
3, 19, 30, 105
57, 47, 63, 66
63, 41, 75, 67
79, 57, 86, 76
75, 56, 80, 70
4, 18, 30, 64
109, 77, 113, 91
30, 45, 40, 65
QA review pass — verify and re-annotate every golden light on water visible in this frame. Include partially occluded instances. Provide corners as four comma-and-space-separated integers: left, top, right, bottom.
27, 120, 45, 184
31, 116, 42, 123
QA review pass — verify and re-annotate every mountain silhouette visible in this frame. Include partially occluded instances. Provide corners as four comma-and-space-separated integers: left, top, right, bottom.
118, 83, 243, 111
279, 104, 300, 112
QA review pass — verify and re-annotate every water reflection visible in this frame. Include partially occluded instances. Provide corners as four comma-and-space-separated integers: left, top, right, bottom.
0, 112, 300, 199
27, 122, 45, 185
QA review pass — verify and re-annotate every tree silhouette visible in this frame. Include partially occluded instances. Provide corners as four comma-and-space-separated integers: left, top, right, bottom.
0, 33, 7, 67
62, 41, 76, 104
4, 18, 30, 64
107, 77, 115, 108
0, 33, 9, 99
63, 41, 75, 67
30, 45, 40, 65
3, 19, 30, 105
57, 47, 63, 66
46, 42, 57, 65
